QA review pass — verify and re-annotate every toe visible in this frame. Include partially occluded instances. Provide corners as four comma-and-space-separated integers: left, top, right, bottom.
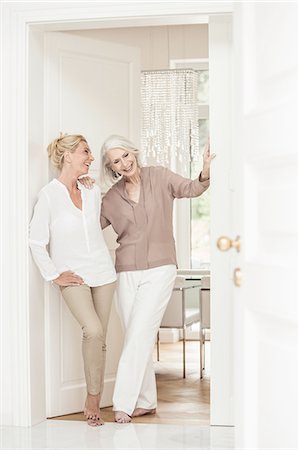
115, 411, 131, 423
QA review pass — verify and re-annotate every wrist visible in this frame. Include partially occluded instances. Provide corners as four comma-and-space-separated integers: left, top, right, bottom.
199, 171, 210, 181
51, 275, 60, 285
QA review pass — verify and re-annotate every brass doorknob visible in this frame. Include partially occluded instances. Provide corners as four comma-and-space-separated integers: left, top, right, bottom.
217, 235, 241, 253
233, 268, 242, 287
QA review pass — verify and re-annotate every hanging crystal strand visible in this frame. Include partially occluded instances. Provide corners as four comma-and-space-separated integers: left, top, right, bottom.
141, 69, 200, 170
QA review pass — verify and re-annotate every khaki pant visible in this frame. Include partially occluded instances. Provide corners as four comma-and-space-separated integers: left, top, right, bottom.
60, 282, 116, 396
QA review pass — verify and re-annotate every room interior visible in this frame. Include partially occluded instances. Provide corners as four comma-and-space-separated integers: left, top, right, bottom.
2, 3, 234, 436
49, 22, 212, 425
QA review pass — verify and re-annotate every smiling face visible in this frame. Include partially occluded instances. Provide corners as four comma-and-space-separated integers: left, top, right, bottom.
67, 140, 94, 176
107, 148, 138, 178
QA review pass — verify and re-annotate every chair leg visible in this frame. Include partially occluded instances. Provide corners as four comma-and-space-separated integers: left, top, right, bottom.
200, 329, 207, 379
157, 330, 160, 361
202, 330, 205, 371
183, 327, 186, 378
200, 331, 203, 379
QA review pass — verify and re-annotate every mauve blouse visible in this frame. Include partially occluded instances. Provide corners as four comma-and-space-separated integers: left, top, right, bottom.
100, 166, 210, 273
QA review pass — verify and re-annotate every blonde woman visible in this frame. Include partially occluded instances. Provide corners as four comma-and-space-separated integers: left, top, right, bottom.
29, 134, 116, 427
81, 134, 215, 423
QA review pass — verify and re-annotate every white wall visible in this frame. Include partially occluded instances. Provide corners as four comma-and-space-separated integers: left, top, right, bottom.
66, 24, 208, 69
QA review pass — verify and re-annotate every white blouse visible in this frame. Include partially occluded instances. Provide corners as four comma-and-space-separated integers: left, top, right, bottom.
29, 179, 116, 287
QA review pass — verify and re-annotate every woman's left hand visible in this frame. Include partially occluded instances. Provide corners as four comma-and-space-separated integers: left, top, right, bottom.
78, 176, 95, 189
203, 140, 216, 166
200, 140, 216, 181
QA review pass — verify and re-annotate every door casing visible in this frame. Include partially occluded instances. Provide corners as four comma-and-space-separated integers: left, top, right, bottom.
1, 2, 234, 427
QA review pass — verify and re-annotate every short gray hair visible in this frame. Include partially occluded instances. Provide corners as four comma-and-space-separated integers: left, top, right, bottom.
100, 135, 141, 183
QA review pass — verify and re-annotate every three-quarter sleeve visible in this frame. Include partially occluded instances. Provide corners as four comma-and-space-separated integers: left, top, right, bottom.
29, 192, 60, 281
165, 168, 210, 199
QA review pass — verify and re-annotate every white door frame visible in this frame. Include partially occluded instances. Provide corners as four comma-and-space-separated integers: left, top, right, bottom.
0, 2, 234, 426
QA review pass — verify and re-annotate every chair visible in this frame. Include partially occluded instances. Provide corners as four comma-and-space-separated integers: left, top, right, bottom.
156, 276, 201, 378
157, 275, 211, 379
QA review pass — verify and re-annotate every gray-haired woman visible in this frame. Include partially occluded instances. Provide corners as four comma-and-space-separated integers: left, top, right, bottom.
82, 134, 215, 423
29, 134, 117, 427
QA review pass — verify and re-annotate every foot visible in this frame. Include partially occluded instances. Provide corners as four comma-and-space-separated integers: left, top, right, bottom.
84, 393, 104, 427
87, 417, 104, 427
132, 408, 156, 417
114, 411, 131, 423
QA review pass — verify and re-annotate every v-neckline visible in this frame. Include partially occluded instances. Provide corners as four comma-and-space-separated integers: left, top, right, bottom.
125, 187, 140, 205
124, 179, 142, 206
54, 178, 83, 212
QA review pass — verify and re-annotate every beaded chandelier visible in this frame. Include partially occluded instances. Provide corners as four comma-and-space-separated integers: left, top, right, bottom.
141, 69, 200, 169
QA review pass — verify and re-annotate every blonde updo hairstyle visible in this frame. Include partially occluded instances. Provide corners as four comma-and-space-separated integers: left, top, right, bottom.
100, 134, 141, 183
47, 133, 87, 171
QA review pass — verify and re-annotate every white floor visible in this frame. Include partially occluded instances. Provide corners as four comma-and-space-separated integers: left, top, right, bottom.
1, 420, 234, 450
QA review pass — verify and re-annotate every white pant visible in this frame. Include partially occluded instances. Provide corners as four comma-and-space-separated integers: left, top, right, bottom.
113, 264, 177, 415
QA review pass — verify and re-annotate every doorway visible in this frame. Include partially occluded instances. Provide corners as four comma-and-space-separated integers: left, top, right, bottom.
37, 18, 232, 425
2, 3, 234, 427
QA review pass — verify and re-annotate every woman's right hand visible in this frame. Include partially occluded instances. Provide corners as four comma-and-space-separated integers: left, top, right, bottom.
53, 271, 84, 286
78, 176, 95, 189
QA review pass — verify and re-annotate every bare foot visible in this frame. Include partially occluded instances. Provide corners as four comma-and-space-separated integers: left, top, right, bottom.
84, 393, 104, 427
132, 408, 156, 417
87, 417, 104, 427
114, 411, 131, 423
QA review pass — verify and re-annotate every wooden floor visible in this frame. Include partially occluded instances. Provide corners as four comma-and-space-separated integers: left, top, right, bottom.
50, 341, 210, 425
